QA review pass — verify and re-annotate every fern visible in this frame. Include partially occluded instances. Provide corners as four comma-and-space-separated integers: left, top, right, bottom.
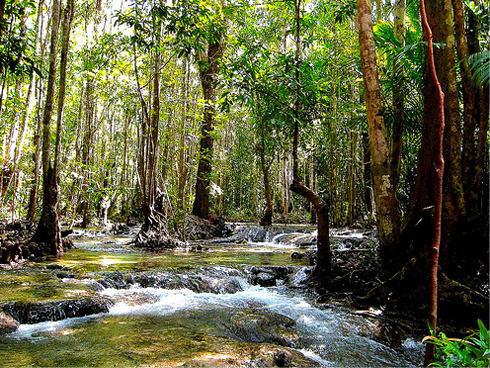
468, 51, 490, 87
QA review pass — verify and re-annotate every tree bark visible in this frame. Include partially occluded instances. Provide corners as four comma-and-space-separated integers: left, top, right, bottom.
282, 151, 289, 219
419, 0, 445, 364
452, 0, 489, 219
435, 0, 465, 235
54, 0, 74, 175
31, 0, 62, 255
357, 0, 401, 273
192, 39, 224, 219
403, 0, 472, 273
177, 59, 190, 211
390, 0, 405, 192
142, 51, 161, 230
258, 115, 273, 226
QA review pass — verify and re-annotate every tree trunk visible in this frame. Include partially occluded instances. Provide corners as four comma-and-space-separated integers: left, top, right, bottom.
142, 51, 161, 230
259, 142, 273, 226
452, 0, 489, 220
390, 0, 405, 192
290, 0, 332, 279
419, 0, 445, 363
435, 0, 465, 245
357, 0, 401, 273
27, 80, 43, 224
177, 59, 190, 211
282, 151, 289, 219
403, 0, 474, 274
54, 0, 74, 175
31, 0, 62, 255
192, 39, 224, 219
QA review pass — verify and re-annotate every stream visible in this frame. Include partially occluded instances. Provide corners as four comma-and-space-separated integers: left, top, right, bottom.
0, 224, 423, 367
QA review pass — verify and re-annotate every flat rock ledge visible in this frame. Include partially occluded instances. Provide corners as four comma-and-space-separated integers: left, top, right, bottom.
0, 297, 112, 325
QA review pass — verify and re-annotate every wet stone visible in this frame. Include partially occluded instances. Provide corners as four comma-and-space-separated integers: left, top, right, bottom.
221, 308, 297, 347
46, 264, 64, 270
254, 272, 276, 287
1, 297, 111, 324
0, 311, 19, 335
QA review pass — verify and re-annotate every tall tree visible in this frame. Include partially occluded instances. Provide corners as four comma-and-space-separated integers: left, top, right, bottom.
357, 0, 401, 273
402, 0, 488, 274
418, 0, 445, 364
192, 31, 225, 219
31, 0, 64, 255
390, 0, 405, 192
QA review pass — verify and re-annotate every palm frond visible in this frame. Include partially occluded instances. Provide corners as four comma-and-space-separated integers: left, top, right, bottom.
468, 51, 490, 87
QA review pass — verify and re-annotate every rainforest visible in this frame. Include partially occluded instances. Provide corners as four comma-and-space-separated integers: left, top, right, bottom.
0, 0, 488, 366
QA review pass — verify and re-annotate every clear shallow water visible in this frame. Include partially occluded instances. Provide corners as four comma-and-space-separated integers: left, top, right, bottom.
0, 226, 422, 367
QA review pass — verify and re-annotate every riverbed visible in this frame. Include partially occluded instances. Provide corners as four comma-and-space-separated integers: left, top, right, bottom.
0, 224, 423, 367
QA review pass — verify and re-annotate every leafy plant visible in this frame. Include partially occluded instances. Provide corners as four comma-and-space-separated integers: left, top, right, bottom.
468, 51, 490, 87
423, 320, 490, 367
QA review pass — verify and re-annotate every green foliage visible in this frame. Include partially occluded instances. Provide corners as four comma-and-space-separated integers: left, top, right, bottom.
424, 320, 490, 367
0, 0, 41, 77
468, 51, 490, 87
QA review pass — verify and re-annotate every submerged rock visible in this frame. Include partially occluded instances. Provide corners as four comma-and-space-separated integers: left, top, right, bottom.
0, 311, 19, 335
96, 270, 246, 295
1, 297, 111, 324
180, 345, 320, 368
248, 266, 296, 287
216, 225, 313, 244
224, 309, 297, 347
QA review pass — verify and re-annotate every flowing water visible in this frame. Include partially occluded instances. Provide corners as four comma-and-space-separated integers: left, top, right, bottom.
0, 225, 423, 367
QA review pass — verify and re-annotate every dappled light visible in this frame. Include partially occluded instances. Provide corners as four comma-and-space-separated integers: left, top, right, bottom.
0, 0, 487, 366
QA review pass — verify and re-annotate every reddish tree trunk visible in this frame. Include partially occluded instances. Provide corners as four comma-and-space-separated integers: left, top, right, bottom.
419, 0, 445, 364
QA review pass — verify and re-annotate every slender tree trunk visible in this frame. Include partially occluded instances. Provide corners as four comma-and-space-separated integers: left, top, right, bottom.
141, 51, 161, 230
54, 0, 74, 175
357, 0, 401, 273
80, 75, 95, 227
27, 81, 43, 224
436, 0, 465, 237
452, 0, 489, 218
258, 114, 273, 226
290, 0, 332, 279
192, 39, 224, 219
309, 153, 317, 224
390, 0, 405, 192
282, 152, 289, 219
362, 133, 373, 220
1, 79, 22, 202
31, 0, 62, 255
348, 132, 357, 224
177, 59, 189, 211
419, 0, 445, 363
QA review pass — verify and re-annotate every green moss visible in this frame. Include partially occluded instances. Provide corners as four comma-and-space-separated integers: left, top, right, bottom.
0, 268, 95, 304
0, 312, 299, 367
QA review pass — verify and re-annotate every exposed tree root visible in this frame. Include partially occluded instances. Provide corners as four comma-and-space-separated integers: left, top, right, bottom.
133, 194, 186, 250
